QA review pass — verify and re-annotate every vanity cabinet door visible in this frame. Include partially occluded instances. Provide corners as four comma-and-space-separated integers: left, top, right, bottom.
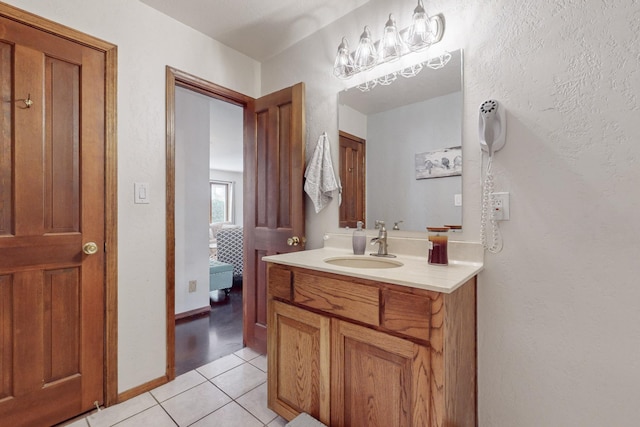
268, 300, 331, 424
331, 319, 430, 427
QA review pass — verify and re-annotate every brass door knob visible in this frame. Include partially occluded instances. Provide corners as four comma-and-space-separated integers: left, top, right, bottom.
286, 236, 306, 247
287, 236, 300, 246
83, 242, 98, 255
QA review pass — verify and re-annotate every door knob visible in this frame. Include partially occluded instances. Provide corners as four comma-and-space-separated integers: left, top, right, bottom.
83, 242, 99, 255
286, 236, 306, 246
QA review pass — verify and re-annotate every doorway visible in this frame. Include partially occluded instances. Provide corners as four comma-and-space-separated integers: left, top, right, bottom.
173, 84, 245, 374
165, 67, 253, 380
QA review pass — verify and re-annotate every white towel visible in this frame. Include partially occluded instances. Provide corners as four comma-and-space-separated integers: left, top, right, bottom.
304, 133, 340, 213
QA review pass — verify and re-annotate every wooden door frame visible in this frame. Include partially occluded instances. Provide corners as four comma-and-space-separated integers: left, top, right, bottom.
165, 66, 253, 380
0, 2, 119, 407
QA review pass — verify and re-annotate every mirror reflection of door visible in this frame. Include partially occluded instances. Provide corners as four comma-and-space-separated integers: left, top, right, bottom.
339, 131, 366, 228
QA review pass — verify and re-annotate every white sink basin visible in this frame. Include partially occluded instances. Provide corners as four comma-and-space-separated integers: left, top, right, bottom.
324, 256, 403, 269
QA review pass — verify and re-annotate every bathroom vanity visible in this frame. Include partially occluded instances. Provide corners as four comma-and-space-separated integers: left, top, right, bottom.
264, 235, 482, 427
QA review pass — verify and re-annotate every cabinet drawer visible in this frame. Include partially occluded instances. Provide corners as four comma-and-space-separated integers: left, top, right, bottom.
268, 265, 292, 301
381, 289, 431, 341
293, 271, 379, 326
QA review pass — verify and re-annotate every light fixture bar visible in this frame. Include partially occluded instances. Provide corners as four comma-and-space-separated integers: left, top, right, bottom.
333, 3, 446, 82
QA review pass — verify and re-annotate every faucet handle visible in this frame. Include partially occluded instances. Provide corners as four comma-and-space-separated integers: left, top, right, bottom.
375, 220, 385, 230
393, 221, 403, 230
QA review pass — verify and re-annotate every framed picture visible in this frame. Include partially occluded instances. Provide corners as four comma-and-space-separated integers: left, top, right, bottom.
415, 146, 462, 179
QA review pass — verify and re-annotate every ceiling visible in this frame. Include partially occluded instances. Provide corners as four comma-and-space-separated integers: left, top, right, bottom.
140, 0, 370, 62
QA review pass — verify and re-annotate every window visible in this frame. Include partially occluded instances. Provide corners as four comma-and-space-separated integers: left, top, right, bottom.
210, 180, 234, 223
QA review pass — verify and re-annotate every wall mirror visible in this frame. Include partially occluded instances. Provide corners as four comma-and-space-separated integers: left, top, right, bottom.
337, 49, 463, 232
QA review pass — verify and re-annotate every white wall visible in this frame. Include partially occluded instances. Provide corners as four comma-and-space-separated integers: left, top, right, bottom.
263, 0, 640, 425
1, 0, 260, 392
174, 87, 211, 315
338, 104, 367, 139
366, 92, 462, 230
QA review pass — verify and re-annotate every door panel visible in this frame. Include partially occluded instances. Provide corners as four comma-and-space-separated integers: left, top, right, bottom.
44, 268, 80, 381
331, 319, 430, 427
45, 57, 80, 233
244, 83, 305, 354
0, 15, 105, 426
268, 300, 330, 424
0, 41, 11, 236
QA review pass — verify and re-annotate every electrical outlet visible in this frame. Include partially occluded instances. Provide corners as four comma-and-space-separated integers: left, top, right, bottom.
491, 192, 510, 221
188, 280, 197, 293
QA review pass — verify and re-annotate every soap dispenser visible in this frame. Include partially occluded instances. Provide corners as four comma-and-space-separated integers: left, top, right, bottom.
352, 221, 366, 255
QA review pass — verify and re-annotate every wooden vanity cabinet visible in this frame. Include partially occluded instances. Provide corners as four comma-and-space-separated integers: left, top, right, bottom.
267, 263, 477, 427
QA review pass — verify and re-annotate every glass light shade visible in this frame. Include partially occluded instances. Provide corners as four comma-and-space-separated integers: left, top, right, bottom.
377, 72, 398, 85
405, 0, 434, 52
425, 51, 452, 69
333, 37, 354, 79
353, 26, 377, 72
356, 79, 377, 92
399, 62, 423, 78
379, 14, 405, 63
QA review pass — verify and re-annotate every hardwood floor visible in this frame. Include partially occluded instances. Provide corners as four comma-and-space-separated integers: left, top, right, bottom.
175, 282, 244, 376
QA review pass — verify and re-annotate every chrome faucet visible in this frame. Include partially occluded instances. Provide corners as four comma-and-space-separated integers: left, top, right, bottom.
370, 220, 396, 257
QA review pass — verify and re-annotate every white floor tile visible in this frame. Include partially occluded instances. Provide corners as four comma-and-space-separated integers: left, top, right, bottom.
249, 354, 268, 372
113, 405, 176, 427
233, 347, 261, 361
87, 393, 156, 427
190, 402, 262, 427
235, 382, 278, 424
267, 416, 288, 427
196, 354, 245, 379
161, 381, 231, 426
211, 363, 267, 399
150, 370, 206, 402
58, 419, 89, 427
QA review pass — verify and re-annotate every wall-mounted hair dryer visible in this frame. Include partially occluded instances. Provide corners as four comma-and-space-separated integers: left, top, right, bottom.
478, 99, 506, 156
479, 99, 506, 253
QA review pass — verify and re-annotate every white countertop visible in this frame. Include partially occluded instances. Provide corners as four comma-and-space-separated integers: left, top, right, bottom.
263, 240, 483, 294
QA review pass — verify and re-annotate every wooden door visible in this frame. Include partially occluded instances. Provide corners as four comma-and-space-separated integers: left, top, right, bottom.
244, 83, 305, 354
338, 131, 365, 228
331, 319, 430, 427
0, 15, 105, 426
268, 300, 330, 424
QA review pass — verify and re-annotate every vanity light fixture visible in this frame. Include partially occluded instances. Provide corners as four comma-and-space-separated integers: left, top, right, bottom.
333, 0, 447, 91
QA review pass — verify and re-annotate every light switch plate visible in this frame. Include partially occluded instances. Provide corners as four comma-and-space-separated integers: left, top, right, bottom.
134, 182, 150, 204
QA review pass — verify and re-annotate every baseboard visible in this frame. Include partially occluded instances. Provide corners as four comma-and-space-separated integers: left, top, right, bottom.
117, 375, 168, 404
175, 305, 211, 321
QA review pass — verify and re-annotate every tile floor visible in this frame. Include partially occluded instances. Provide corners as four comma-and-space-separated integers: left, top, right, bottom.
63, 348, 287, 427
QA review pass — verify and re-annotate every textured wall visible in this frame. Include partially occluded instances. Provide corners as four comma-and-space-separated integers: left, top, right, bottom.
263, 0, 640, 424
